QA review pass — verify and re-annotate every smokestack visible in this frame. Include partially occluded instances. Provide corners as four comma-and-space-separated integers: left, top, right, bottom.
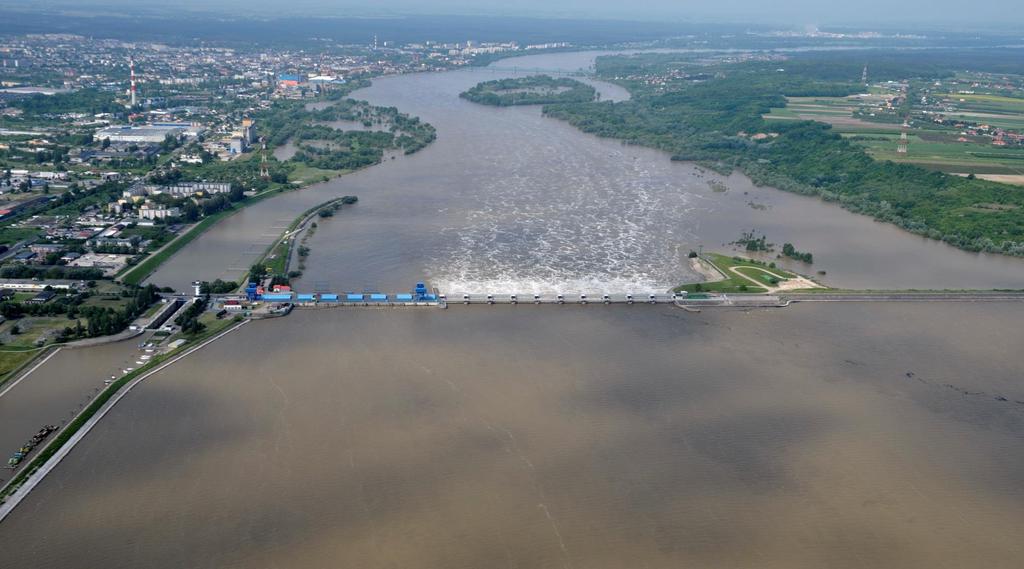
129, 57, 137, 107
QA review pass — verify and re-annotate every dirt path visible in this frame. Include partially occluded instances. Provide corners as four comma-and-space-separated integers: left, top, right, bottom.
729, 265, 823, 293
689, 257, 726, 282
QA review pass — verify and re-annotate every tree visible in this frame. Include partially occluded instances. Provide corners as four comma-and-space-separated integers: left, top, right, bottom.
183, 201, 200, 222
248, 263, 267, 283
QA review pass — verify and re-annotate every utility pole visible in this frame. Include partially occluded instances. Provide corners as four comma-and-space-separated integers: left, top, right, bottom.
897, 121, 909, 154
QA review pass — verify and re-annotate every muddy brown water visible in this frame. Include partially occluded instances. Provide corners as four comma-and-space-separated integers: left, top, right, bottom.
146, 51, 1024, 294
1, 304, 1022, 568
0, 336, 154, 481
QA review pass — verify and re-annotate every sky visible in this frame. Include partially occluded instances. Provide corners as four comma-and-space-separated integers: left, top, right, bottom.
9, 0, 1024, 27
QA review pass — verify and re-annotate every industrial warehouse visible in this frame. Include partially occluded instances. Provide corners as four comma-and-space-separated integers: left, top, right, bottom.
94, 123, 205, 144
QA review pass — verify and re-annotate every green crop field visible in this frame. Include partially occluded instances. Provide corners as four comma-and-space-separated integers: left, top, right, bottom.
943, 115, 1024, 131
859, 137, 1024, 172
941, 93, 1024, 114
765, 95, 902, 132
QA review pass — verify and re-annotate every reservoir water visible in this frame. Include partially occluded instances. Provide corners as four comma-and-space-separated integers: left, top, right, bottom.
146, 51, 1024, 294
1, 304, 1023, 568
4, 50, 1024, 568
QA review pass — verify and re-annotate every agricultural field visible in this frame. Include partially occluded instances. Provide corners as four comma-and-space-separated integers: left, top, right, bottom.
851, 132, 1024, 178
767, 88, 1024, 183
765, 95, 902, 131
934, 93, 1024, 131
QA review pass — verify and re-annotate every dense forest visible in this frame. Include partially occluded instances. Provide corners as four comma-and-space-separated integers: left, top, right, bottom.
461, 75, 597, 106
543, 52, 1024, 255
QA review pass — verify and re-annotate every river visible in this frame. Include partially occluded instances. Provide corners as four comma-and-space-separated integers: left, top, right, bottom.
146, 51, 1024, 294
1, 304, 1022, 568
0, 336, 156, 482
3, 50, 1024, 568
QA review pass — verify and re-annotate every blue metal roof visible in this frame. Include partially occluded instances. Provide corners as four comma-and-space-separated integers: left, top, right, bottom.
369, 293, 388, 301
296, 294, 315, 301
320, 294, 339, 301
346, 293, 364, 301
262, 293, 293, 301
395, 293, 414, 301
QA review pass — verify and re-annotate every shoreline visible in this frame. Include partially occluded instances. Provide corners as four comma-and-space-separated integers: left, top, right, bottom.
0, 347, 61, 397
120, 51, 1024, 296
120, 181, 335, 288
121, 99, 437, 289
0, 327, 148, 392
0, 320, 249, 520
247, 196, 357, 290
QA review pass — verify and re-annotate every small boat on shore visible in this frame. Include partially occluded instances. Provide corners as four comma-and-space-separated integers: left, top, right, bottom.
6, 425, 58, 469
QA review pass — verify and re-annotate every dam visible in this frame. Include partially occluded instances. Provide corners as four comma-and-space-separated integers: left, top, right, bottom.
218, 281, 1024, 313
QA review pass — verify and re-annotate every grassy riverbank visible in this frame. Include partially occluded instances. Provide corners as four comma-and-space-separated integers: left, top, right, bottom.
119, 180, 352, 288
675, 253, 805, 294
0, 348, 49, 390
120, 208, 237, 286
249, 196, 357, 284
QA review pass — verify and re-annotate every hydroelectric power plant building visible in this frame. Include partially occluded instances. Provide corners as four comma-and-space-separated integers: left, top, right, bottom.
246, 282, 439, 306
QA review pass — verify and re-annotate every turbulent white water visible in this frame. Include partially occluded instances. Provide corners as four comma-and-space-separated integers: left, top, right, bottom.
149, 50, 1024, 293
430, 145, 702, 294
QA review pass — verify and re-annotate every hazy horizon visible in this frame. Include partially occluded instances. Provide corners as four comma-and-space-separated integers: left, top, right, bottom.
4, 0, 1024, 28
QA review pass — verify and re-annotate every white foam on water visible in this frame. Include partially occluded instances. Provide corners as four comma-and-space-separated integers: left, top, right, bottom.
427, 145, 705, 294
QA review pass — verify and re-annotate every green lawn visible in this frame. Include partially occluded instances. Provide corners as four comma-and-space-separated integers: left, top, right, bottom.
0, 226, 42, 246
0, 317, 74, 382
264, 239, 291, 276
734, 265, 781, 283
288, 164, 347, 183
80, 294, 131, 310
169, 311, 237, 345
675, 253, 800, 294
1, 317, 71, 347
0, 349, 43, 384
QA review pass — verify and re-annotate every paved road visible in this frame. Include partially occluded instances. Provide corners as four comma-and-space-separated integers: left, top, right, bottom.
784, 292, 1024, 302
